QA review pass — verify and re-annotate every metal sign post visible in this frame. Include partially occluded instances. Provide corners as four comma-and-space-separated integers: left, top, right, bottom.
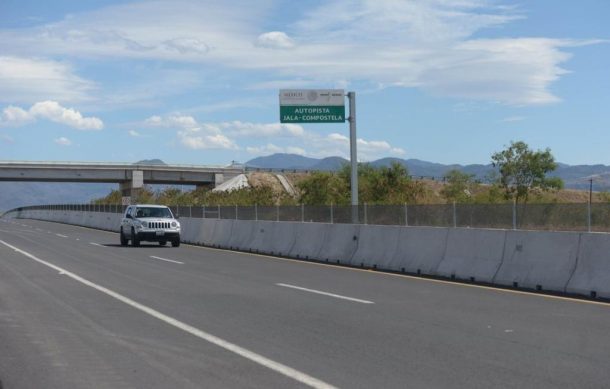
347, 91, 358, 223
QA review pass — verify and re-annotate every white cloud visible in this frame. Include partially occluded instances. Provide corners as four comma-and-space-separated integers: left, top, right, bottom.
246, 144, 307, 156
54, 136, 72, 146
0, 100, 103, 130
0, 56, 95, 104
142, 113, 403, 158
128, 130, 141, 137
0, 0, 599, 105
255, 31, 295, 49
178, 130, 238, 150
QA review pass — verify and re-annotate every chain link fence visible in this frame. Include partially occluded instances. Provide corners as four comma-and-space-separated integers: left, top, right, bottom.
7, 202, 610, 232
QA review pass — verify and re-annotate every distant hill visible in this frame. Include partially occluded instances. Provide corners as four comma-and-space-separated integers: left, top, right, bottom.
246, 153, 610, 190
247, 153, 319, 169
135, 159, 166, 165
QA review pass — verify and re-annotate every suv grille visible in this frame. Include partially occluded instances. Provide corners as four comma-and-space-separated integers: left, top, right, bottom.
150, 222, 171, 229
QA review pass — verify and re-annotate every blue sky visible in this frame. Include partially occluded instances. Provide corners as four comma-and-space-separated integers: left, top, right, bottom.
0, 0, 608, 165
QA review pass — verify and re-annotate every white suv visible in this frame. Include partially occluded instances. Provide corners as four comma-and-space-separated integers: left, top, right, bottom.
120, 204, 181, 247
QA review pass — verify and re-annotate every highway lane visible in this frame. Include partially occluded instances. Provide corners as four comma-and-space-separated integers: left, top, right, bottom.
1, 218, 610, 388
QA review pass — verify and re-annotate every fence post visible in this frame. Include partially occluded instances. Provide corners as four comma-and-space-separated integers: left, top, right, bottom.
202, 205, 205, 219
587, 201, 591, 232
512, 199, 517, 230
276, 204, 279, 222
235, 204, 238, 220
255, 203, 258, 221
364, 203, 368, 225
453, 201, 457, 228
330, 203, 334, 224
217, 205, 221, 220
301, 203, 304, 222
189, 205, 192, 218
404, 203, 408, 226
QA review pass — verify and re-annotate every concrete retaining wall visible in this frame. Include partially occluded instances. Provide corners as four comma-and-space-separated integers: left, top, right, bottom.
8, 209, 610, 299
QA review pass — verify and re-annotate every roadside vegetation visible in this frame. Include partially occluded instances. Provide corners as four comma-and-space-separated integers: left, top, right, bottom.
92, 141, 609, 207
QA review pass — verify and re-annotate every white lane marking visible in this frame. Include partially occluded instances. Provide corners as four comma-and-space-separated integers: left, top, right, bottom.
89, 242, 105, 248
0, 240, 335, 389
56, 233, 68, 238
150, 255, 184, 265
276, 283, 374, 304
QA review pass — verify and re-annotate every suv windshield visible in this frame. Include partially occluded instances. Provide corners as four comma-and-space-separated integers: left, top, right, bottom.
135, 207, 173, 219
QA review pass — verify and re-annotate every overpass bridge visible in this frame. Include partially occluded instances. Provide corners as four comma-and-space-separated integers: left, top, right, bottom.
0, 161, 244, 202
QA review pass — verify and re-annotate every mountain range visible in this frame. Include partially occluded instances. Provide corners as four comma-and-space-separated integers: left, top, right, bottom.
2, 155, 610, 212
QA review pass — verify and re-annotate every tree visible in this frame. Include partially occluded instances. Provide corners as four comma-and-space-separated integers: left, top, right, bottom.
441, 169, 475, 203
491, 141, 563, 204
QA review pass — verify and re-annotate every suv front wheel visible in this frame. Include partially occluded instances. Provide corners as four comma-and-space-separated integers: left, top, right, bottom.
131, 228, 140, 247
120, 227, 128, 246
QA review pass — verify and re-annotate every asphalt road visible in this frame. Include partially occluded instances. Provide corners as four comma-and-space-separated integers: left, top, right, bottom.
0, 218, 609, 388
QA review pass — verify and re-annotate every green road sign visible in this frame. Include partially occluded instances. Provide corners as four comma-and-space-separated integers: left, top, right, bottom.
279, 89, 345, 123
280, 105, 345, 123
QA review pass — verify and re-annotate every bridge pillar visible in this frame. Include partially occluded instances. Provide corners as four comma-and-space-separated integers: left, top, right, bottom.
215, 173, 224, 187
120, 170, 144, 204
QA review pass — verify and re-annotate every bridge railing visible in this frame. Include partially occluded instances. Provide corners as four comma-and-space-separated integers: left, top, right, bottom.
5, 202, 610, 232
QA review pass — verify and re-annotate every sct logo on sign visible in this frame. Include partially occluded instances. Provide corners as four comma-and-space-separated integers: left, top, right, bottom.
279, 89, 345, 123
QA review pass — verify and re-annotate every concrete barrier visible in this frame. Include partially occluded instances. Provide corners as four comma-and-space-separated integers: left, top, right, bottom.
566, 233, 610, 299
227, 220, 257, 251
493, 230, 580, 292
318, 224, 360, 264
247, 221, 297, 256
352, 225, 402, 269
199, 219, 218, 246
390, 227, 449, 274
212, 219, 234, 248
436, 228, 507, 283
179, 217, 199, 244
289, 222, 329, 260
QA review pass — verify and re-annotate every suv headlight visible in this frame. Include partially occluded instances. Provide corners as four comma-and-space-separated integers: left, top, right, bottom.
142, 221, 148, 228
171, 221, 178, 228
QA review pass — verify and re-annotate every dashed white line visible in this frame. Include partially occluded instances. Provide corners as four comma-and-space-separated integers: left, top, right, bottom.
56, 233, 68, 238
276, 283, 374, 304
89, 242, 105, 248
150, 255, 184, 265
0, 240, 335, 389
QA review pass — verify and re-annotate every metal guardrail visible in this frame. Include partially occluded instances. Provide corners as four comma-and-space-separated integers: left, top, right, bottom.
6, 202, 610, 233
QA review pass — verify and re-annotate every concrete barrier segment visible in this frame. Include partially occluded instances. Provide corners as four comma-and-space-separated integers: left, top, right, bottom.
390, 227, 449, 275
493, 230, 580, 293
289, 222, 330, 260
247, 221, 297, 256
211, 219, 235, 249
352, 225, 402, 269
318, 224, 360, 264
436, 228, 507, 283
566, 233, 610, 299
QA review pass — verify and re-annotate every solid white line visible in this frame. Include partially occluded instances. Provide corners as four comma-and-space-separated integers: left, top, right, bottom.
276, 283, 374, 304
56, 233, 68, 238
150, 255, 184, 265
0, 240, 335, 389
